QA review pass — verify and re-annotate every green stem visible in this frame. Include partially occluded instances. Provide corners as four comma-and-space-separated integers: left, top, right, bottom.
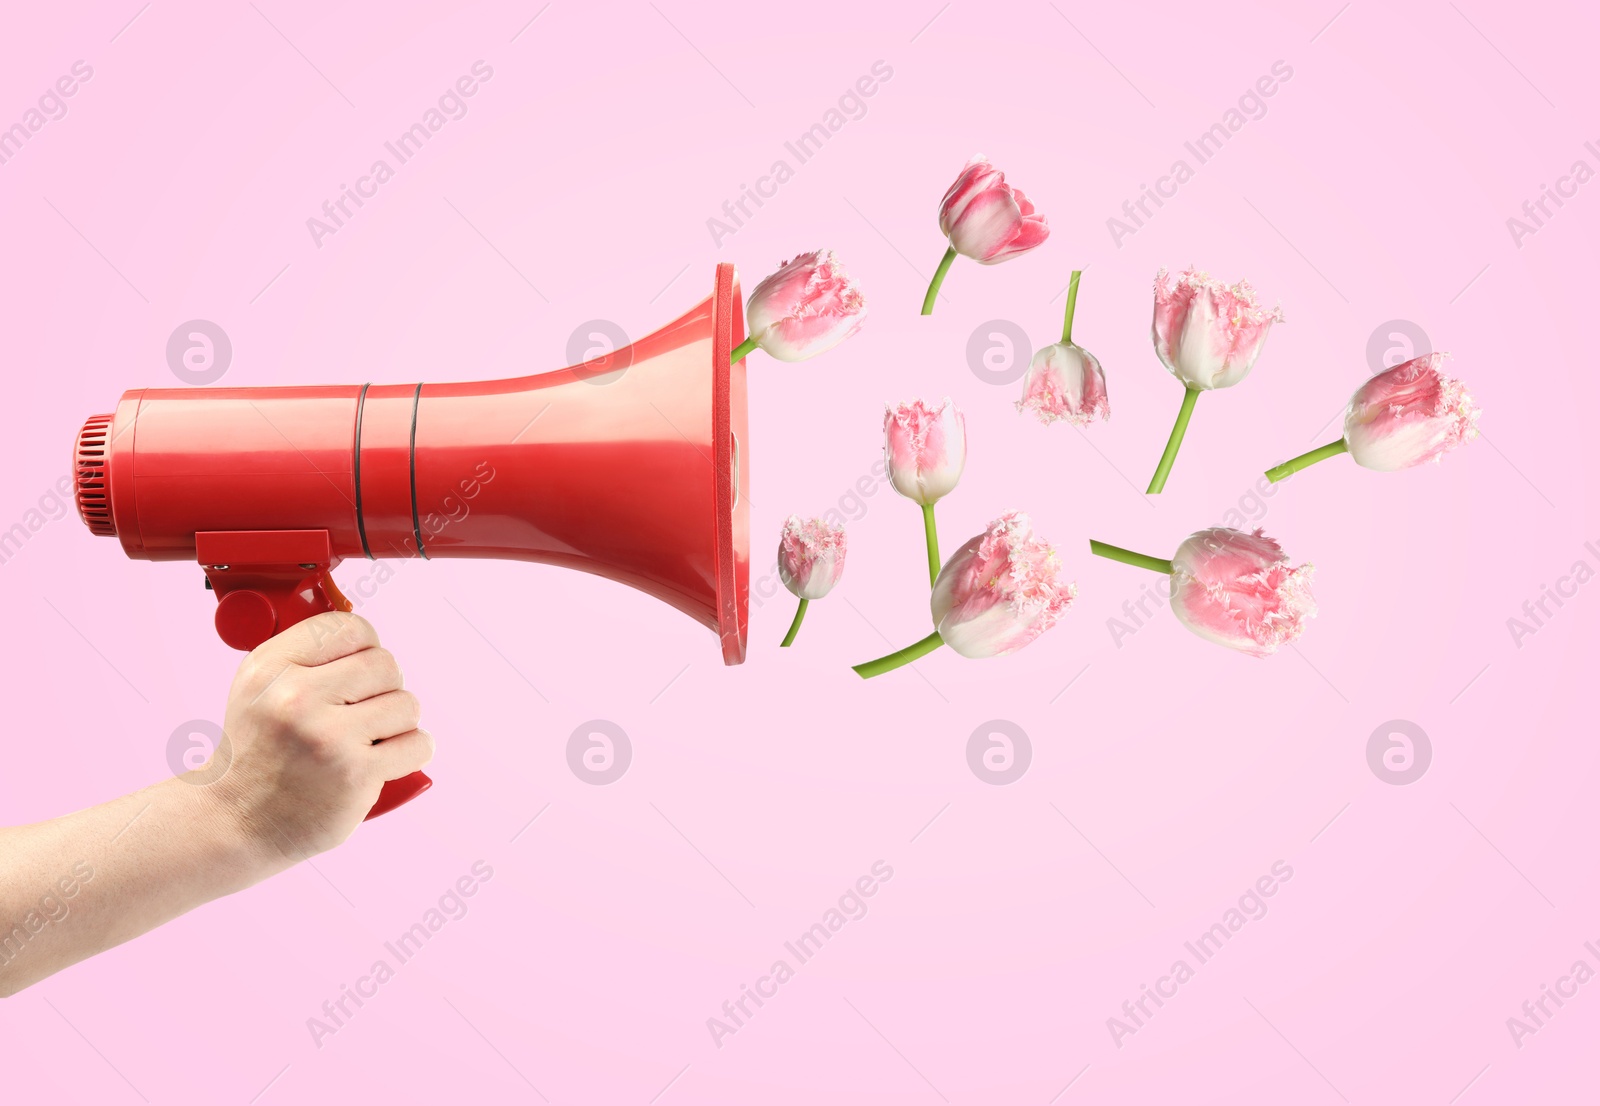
921, 246, 957, 316
1146, 386, 1201, 494
1089, 539, 1173, 575
730, 335, 760, 365
780, 598, 808, 647
1265, 439, 1348, 484
852, 631, 946, 679
921, 503, 940, 587
1061, 270, 1082, 344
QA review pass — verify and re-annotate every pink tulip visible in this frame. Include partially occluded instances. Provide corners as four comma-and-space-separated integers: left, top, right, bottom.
854, 512, 1075, 676
884, 398, 966, 506
1345, 353, 1480, 471
1017, 269, 1108, 427
777, 516, 847, 647
1018, 343, 1109, 426
1152, 268, 1282, 390
922, 155, 1048, 314
1169, 528, 1316, 656
1146, 268, 1284, 494
778, 516, 847, 601
885, 398, 967, 586
1265, 352, 1479, 482
737, 250, 866, 364
932, 512, 1077, 658
1089, 528, 1315, 657
940, 156, 1050, 264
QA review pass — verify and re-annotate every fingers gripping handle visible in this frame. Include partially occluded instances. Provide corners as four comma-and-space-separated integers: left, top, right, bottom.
294, 573, 432, 821
197, 530, 432, 821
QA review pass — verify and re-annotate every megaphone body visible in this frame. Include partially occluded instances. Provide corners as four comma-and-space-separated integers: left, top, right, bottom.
72, 263, 750, 818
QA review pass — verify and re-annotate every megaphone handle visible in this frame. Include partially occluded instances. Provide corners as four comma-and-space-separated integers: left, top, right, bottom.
198, 530, 433, 822
312, 575, 434, 822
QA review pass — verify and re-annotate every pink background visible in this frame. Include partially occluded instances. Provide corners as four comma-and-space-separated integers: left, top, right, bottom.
2, 1, 1596, 1102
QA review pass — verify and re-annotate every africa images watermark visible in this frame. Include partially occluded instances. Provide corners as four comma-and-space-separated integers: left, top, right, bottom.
706, 60, 894, 247
1506, 939, 1600, 1049
0, 60, 94, 168
0, 861, 96, 968
1107, 860, 1294, 1047
1505, 140, 1600, 249
1105, 60, 1294, 248
968, 720, 1032, 785
0, 473, 78, 569
706, 860, 894, 1048
167, 319, 233, 385
307, 860, 495, 1048
306, 61, 495, 248
566, 719, 632, 784
341, 460, 497, 607
1504, 537, 1600, 649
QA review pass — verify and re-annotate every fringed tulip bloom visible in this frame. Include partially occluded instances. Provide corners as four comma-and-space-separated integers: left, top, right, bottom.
921, 155, 1049, 315
933, 512, 1077, 658
777, 516, 847, 647
1017, 270, 1109, 426
1089, 527, 1315, 657
1018, 344, 1108, 425
1266, 353, 1480, 482
884, 398, 967, 584
735, 250, 866, 364
1169, 529, 1316, 656
1153, 268, 1282, 390
885, 398, 966, 506
1145, 268, 1283, 493
854, 512, 1076, 677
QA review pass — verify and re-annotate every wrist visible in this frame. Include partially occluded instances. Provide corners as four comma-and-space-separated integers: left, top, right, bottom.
175, 776, 296, 891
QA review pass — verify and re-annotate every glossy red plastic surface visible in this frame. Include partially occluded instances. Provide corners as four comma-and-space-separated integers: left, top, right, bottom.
412, 263, 749, 662
74, 265, 748, 817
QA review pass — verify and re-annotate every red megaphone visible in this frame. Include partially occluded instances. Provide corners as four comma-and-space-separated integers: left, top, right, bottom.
72, 263, 750, 819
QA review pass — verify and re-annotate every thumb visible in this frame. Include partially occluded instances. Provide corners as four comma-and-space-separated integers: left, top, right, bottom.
256, 612, 380, 669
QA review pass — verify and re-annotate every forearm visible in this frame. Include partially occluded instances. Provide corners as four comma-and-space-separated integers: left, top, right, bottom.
0, 613, 432, 997
0, 776, 284, 997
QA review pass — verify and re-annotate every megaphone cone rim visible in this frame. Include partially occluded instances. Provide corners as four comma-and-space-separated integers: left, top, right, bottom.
710, 261, 749, 666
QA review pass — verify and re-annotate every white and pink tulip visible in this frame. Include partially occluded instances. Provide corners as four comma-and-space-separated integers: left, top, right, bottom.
1267, 353, 1479, 481
1146, 268, 1283, 493
922, 156, 1049, 315
854, 512, 1076, 677
777, 516, 847, 647
884, 398, 967, 585
1090, 527, 1315, 657
1018, 270, 1109, 427
736, 250, 866, 364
